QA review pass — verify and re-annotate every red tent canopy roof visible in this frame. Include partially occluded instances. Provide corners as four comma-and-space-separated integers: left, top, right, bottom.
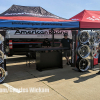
70, 10, 100, 28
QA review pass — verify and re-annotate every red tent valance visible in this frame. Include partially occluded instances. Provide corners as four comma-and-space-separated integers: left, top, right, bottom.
70, 10, 100, 28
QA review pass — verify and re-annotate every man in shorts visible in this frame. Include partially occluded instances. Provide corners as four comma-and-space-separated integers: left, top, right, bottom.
60, 33, 72, 65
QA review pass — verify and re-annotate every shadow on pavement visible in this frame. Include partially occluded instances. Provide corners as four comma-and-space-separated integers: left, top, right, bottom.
4, 56, 99, 83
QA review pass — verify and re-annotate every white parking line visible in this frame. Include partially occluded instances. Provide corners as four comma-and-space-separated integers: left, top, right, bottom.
2, 83, 21, 93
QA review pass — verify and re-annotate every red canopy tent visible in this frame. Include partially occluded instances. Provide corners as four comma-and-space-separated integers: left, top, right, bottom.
70, 10, 100, 29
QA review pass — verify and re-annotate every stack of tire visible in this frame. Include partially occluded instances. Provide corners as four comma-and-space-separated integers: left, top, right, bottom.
76, 31, 99, 72
0, 34, 6, 83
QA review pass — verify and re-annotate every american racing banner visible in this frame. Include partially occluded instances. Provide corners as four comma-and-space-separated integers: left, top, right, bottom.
6, 29, 72, 39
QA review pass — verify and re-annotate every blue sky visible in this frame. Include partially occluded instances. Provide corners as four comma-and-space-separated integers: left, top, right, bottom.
0, 0, 99, 19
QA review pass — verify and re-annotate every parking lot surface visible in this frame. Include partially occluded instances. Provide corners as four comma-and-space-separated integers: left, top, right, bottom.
0, 55, 100, 100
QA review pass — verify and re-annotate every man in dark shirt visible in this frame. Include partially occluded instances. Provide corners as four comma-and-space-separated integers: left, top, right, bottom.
42, 38, 51, 47
60, 33, 72, 65
41, 38, 51, 52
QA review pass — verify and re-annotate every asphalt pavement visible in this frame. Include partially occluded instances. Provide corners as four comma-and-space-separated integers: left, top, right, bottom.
0, 55, 100, 100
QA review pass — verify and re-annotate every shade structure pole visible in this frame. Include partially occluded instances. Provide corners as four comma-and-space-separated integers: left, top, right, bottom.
51, 29, 54, 47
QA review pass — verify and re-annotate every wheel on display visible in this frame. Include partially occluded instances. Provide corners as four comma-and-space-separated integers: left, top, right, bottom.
0, 67, 6, 83
94, 46, 99, 58
89, 31, 95, 43
94, 52, 99, 58
94, 31, 100, 43
78, 31, 90, 44
0, 50, 4, 64
90, 46, 97, 57
0, 34, 4, 44
76, 58, 90, 72
77, 45, 90, 58
89, 40, 94, 46
89, 31, 100, 44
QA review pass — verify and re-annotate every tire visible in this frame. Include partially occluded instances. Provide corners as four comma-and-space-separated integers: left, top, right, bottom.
90, 46, 97, 57
77, 45, 90, 58
76, 58, 90, 72
0, 67, 6, 83
89, 31, 100, 44
0, 50, 4, 64
78, 31, 90, 44
94, 31, 100, 43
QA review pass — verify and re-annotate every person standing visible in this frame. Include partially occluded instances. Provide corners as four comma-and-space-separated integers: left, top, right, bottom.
60, 33, 72, 65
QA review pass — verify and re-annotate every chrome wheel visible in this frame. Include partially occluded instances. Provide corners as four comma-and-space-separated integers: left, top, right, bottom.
78, 45, 90, 58
76, 58, 90, 71
0, 67, 6, 83
0, 50, 4, 64
78, 31, 90, 44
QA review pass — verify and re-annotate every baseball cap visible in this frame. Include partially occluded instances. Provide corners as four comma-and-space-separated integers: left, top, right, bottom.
64, 33, 68, 36
45, 38, 48, 41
